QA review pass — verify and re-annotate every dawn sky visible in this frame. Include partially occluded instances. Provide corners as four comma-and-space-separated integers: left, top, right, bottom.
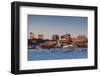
28, 15, 88, 39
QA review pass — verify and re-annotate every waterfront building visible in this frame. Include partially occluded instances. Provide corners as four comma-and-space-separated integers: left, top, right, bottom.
30, 32, 35, 39
38, 34, 43, 39
63, 34, 71, 39
39, 40, 57, 48
30, 32, 38, 39
63, 34, 72, 44
52, 34, 59, 41
72, 35, 88, 47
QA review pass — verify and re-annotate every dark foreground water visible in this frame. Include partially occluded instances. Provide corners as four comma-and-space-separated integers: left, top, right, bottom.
28, 48, 88, 61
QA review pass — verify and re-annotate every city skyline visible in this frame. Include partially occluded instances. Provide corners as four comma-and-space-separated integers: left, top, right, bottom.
28, 15, 88, 39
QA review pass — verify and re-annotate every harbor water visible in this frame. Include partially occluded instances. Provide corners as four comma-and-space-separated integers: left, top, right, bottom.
28, 48, 88, 61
